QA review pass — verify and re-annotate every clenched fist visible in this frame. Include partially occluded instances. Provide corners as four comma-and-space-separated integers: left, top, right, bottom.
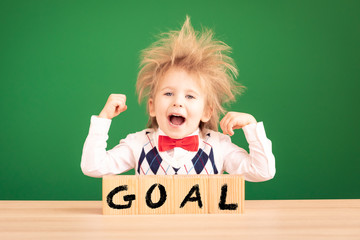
98, 94, 127, 119
220, 112, 257, 136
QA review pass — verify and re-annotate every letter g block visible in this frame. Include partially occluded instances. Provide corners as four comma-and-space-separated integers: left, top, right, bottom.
103, 175, 138, 215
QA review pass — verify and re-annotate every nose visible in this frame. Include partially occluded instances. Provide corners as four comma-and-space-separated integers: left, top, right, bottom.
173, 103, 183, 107
173, 102, 183, 107
172, 96, 184, 108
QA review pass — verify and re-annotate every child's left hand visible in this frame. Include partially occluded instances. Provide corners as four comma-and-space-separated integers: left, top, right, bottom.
220, 112, 257, 136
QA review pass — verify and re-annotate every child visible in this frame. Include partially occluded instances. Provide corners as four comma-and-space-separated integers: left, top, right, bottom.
81, 16, 275, 182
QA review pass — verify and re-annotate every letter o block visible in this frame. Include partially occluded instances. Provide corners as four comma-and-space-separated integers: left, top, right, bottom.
138, 175, 174, 214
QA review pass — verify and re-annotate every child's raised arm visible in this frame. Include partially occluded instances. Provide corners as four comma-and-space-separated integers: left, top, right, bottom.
98, 94, 127, 119
81, 93, 135, 177
220, 112, 257, 136
220, 112, 276, 181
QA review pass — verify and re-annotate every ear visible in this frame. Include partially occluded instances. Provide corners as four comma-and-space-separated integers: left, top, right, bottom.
148, 98, 156, 117
201, 106, 213, 123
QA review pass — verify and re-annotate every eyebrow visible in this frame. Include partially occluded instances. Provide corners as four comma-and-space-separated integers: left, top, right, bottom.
186, 89, 200, 96
159, 87, 200, 95
159, 87, 173, 92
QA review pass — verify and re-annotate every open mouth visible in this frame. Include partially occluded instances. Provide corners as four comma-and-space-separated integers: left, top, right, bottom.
168, 114, 185, 126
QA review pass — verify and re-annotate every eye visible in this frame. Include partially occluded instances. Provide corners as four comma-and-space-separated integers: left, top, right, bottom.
164, 92, 173, 96
186, 95, 195, 99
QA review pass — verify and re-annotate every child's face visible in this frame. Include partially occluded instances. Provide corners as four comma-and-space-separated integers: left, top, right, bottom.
148, 67, 211, 139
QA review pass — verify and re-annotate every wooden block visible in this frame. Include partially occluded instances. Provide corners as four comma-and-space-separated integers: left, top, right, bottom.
102, 175, 245, 215
138, 175, 174, 215
174, 175, 208, 214
102, 175, 138, 215
208, 175, 244, 214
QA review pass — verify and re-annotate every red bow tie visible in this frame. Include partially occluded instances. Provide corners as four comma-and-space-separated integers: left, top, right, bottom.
158, 135, 199, 152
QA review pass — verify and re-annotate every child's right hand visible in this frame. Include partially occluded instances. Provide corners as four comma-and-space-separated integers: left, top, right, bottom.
98, 94, 127, 119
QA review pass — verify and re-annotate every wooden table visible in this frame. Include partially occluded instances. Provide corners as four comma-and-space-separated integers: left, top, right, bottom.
0, 200, 359, 240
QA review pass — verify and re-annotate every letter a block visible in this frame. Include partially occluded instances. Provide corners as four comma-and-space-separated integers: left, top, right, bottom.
138, 175, 174, 214
208, 175, 244, 214
174, 175, 208, 214
102, 175, 138, 215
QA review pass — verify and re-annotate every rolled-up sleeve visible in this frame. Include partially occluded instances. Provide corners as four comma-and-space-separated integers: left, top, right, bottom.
222, 122, 276, 182
80, 116, 135, 178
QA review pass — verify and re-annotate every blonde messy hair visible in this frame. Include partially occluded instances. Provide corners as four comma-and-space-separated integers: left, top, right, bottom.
136, 15, 244, 132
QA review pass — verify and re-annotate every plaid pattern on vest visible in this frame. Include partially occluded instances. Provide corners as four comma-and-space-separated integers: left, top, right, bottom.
137, 132, 218, 175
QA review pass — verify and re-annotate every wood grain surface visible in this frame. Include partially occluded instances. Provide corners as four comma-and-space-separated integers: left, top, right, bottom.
0, 200, 359, 240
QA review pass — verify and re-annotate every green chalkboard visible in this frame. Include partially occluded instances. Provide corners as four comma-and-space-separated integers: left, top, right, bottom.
1, 0, 359, 200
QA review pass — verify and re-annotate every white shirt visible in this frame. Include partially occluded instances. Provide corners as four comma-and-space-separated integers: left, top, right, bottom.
81, 116, 276, 182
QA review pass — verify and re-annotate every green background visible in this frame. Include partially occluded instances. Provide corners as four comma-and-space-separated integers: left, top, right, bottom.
1, 0, 359, 200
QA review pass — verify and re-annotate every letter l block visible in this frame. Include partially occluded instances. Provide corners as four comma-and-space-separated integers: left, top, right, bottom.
208, 175, 244, 214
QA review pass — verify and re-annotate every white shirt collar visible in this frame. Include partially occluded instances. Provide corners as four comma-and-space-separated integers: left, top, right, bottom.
157, 127, 200, 138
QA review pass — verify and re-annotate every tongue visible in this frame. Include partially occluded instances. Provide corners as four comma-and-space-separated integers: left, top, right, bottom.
170, 116, 185, 125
